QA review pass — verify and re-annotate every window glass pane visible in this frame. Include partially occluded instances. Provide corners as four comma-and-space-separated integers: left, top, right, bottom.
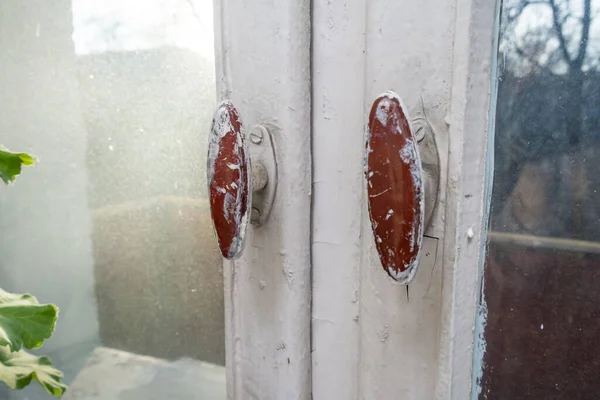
0, 1, 224, 398
477, 0, 600, 397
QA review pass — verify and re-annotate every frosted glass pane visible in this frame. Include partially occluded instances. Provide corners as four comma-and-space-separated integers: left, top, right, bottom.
0, 1, 224, 398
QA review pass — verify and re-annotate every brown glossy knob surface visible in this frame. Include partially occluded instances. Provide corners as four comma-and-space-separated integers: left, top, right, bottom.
207, 101, 251, 260
365, 91, 424, 284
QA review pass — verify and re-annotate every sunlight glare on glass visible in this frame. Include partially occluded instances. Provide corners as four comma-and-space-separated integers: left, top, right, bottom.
71, 0, 214, 59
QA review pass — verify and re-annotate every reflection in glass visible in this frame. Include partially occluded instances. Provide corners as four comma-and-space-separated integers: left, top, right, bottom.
0, 1, 224, 398
478, 0, 600, 398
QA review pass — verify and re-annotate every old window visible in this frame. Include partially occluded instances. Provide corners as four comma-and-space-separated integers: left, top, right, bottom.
476, 0, 600, 397
0, 1, 224, 398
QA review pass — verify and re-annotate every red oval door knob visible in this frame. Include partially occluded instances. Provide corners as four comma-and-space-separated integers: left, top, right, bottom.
207, 101, 252, 260
365, 91, 425, 284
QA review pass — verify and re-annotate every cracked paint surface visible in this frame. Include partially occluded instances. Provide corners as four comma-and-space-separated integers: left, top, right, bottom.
365, 91, 424, 284
207, 101, 251, 259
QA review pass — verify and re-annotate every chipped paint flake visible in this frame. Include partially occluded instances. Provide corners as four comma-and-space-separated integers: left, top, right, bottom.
375, 103, 390, 127
370, 187, 391, 198
385, 209, 394, 220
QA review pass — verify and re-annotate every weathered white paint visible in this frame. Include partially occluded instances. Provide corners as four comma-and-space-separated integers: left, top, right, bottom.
357, 0, 451, 395
312, 0, 496, 399
438, 0, 499, 398
470, 2, 502, 398
312, 0, 450, 396
311, 1, 367, 398
214, 0, 312, 399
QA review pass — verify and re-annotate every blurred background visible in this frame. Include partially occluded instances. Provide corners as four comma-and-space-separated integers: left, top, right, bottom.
479, 0, 600, 398
0, 1, 224, 398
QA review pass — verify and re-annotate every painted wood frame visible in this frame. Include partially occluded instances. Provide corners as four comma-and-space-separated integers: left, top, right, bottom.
311, 0, 498, 399
215, 0, 498, 397
213, 0, 312, 398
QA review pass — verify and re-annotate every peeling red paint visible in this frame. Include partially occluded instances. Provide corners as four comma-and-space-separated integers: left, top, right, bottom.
366, 91, 424, 284
207, 101, 251, 259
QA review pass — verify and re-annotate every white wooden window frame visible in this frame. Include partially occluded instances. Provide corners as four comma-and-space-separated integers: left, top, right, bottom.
214, 0, 499, 398
213, 1, 312, 399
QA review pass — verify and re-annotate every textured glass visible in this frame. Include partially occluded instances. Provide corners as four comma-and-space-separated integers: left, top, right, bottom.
0, 1, 224, 398
478, 0, 600, 398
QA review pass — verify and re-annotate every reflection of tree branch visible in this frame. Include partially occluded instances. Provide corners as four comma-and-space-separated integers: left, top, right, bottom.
574, 0, 591, 68
498, 0, 596, 73
508, 0, 548, 22
514, 44, 552, 74
559, 10, 571, 26
549, 0, 573, 65
183, 0, 205, 31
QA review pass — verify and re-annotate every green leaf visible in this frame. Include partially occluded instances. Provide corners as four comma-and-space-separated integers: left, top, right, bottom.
0, 345, 66, 397
0, 147, 36, 184
0, 289, 58, 352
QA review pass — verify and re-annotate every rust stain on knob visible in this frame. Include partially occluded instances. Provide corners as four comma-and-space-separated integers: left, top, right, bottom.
365, 91, 424, 284
207, 101, 251, 259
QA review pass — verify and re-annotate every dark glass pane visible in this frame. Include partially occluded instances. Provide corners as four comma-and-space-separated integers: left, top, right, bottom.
477, 0, 600, 398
